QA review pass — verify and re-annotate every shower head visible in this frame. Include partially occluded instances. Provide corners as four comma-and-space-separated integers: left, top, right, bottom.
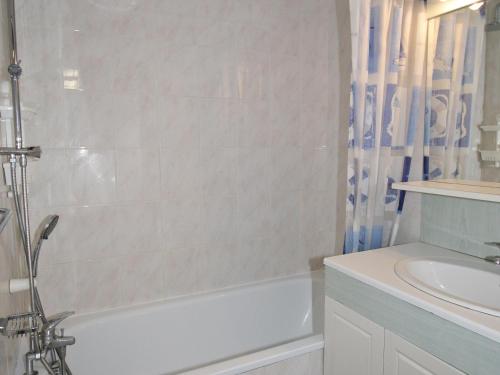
39, 215, 59, 240
32, 215, 59, 277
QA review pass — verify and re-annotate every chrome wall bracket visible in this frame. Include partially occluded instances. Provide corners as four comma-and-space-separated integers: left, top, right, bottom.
0, 146, 41, 158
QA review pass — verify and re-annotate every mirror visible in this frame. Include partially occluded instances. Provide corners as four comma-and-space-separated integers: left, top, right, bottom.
426, 0, 484, 19
425, 0, 500, 182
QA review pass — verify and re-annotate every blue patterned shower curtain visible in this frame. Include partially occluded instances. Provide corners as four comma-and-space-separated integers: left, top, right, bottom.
344, 0, 427, 253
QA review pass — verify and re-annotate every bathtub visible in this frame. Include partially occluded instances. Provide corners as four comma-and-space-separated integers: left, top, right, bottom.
63, 271, 324, 375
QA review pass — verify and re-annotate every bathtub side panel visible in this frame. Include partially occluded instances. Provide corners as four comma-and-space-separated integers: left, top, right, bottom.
242, 350, 323, 375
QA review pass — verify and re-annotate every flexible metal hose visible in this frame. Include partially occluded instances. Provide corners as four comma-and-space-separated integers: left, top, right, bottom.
9, 159, 27, 259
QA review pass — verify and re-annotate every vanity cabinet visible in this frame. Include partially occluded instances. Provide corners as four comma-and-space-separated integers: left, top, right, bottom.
384, 331, 465, 375
324, 297, 384, 375
324, 298, 465, 375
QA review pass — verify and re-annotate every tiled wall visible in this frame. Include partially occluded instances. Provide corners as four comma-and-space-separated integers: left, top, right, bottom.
421, 195, 500, 258
11, 0, 343, 315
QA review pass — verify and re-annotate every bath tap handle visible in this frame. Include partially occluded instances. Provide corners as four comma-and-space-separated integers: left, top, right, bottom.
47, 334, 75, 349
42, 312, 75, 350
43, 311, 74, 333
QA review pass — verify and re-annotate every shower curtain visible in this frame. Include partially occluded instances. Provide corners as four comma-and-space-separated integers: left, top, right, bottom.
344, 0, 485, 254
344, 0, 427, 253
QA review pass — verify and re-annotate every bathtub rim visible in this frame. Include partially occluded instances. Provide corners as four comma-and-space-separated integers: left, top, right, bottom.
65, 269, 324, 328
178, 334, 324, 375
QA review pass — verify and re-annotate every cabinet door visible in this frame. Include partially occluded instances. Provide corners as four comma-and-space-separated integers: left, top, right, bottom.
384, 331, 466, 375
324, 297, 384, 375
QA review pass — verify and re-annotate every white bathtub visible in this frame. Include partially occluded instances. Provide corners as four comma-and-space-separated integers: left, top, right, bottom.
63, 271, 324, 375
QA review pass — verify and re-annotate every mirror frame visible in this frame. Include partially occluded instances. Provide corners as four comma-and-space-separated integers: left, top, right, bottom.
427, 0, 485, 19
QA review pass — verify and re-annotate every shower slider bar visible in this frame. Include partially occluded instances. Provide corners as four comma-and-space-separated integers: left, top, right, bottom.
0, 146, 41, 158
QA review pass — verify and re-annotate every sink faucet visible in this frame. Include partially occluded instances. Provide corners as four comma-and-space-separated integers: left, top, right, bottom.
484, 242, 500, 265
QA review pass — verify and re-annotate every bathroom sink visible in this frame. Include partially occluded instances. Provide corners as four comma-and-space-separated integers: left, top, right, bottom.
395, 256, 500, 317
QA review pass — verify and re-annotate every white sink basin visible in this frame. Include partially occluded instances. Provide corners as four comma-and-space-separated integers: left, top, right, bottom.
395, 256, 500, 317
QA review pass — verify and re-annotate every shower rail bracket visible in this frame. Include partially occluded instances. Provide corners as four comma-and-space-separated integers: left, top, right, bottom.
0, 146, 41, 158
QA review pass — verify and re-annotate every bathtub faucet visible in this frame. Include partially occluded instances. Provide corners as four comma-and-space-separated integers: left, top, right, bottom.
41, 311, 75, 349
40, 311, 75, 375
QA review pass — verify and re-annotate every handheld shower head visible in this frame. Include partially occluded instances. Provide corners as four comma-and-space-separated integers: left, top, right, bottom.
32, 215, 59, 277
40, 215, 59, 240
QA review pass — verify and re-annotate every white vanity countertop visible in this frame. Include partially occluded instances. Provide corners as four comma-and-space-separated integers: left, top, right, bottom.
324, 242, 500, 343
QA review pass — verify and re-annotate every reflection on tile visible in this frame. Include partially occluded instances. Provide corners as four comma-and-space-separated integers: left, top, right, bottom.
29, 149, 116, 208
234, 49, 269, 100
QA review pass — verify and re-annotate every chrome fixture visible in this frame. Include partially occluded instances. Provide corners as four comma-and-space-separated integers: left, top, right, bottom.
484, 242, 500, 265
32, 215, 59, 277
485, 256, 500, 265
0, 312, 40, 338
41, 312, 75, 350
0, 146, 41, 158
39, 312, 75, 375
0, 2, 75, 375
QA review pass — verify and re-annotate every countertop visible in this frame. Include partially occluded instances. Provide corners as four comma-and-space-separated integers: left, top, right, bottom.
323, 242, 500, 343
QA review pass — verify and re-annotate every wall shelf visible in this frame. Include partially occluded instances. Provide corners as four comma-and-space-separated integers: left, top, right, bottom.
480, 125, 500, 132
392, 179, 500, 203
486, 22, 500, 32
479, 150, 500, 163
